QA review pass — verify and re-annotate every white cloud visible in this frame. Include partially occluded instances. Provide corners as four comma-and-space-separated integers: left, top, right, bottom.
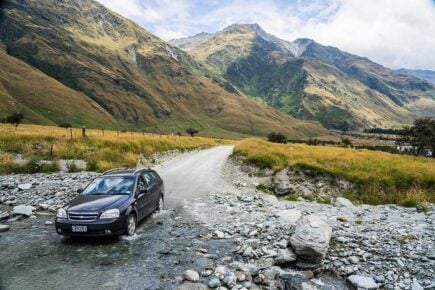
96, 0, 435, 70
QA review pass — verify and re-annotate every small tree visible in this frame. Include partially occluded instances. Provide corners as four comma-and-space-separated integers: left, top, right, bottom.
267, 132, 287, 144
341, 137, 352, 147
186, 127, 199, 137
4, 112, 24, 127
397, 118, 435, 157
58, 122, 72, 128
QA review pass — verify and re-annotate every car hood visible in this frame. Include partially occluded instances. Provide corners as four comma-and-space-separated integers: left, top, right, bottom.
65, 195, 130, 212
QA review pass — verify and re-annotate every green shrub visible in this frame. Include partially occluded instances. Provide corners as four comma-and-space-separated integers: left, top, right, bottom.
256, 183, 274, 194
86, 159, 98, 172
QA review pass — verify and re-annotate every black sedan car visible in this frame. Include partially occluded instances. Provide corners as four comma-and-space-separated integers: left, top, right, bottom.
55, 168, 164, 237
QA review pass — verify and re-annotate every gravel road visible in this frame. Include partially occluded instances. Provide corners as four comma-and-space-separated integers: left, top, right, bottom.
156, 145, 234, 208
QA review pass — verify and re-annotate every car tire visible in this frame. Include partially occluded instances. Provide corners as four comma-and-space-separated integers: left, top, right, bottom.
156, 194, 164, 212
125, 213, 137, 236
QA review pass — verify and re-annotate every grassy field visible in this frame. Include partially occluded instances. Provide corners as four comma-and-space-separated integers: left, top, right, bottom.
0, 124, 228, 173
235, 139, 435, 205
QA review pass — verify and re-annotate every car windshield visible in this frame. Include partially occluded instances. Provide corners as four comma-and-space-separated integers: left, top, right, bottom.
82, 176, 135, 196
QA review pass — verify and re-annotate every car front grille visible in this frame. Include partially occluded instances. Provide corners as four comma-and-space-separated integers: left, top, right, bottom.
68, 212, 99, 221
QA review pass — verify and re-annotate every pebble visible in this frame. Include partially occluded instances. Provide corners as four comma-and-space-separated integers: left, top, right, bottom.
208, 278, 221, 288
183, 270, 200, 282
0, 224, 10, 232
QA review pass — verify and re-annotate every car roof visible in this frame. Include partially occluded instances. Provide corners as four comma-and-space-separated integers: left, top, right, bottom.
102, 168, 154, 176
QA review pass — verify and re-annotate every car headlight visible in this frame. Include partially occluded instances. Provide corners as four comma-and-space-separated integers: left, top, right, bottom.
57, 208, 67, 218
100, 209, 120, 219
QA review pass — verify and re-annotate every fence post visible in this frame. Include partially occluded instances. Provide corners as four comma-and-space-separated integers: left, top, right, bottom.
102, 128, 104, 136
82, 126, 86, 137
70, 128, 73, 140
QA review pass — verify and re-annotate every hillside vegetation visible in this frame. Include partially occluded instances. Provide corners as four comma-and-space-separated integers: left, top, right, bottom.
234, 139, 435, 205
0, 0, 326, 139
0, 48, 120, 128
0, 124, 228, 173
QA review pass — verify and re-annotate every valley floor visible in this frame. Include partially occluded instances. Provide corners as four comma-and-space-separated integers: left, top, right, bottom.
0, 147, 433, 289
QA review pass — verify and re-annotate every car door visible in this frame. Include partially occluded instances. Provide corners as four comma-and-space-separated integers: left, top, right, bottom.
142, 172, 159, 215
135, 176, 148, 220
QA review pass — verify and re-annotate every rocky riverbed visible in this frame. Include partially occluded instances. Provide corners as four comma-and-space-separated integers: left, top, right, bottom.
0, 153, 434, 290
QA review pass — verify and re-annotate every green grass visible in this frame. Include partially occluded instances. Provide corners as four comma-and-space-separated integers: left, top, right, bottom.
235, 138, 435, 205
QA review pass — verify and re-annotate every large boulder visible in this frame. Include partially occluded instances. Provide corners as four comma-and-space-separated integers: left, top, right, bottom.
289, 215, 332, 269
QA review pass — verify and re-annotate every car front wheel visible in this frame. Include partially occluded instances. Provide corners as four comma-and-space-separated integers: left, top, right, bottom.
126, 214, 137, 236
157, 195, 164, 212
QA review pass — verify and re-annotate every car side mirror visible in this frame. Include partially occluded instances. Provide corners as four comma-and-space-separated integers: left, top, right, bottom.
140, 188, 148, 194
77, 188, 83, 194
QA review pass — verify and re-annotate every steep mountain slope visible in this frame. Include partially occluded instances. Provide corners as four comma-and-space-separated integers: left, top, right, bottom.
0, 45, 120, 128
171, 24, 435, 130
396, 68, 435, 85
0, 1, 326, 138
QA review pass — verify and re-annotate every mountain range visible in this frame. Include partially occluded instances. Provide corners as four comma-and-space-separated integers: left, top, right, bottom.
0, 1, 433, 139
170, 24, 435, 130
0, 0, 327, 138
396, 68, 435, 85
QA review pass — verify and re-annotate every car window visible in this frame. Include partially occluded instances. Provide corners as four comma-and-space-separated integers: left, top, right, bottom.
150, 172, 160, 182
142, 172, 154, 185
82, 176, 135, 195
137, 177, 147, 193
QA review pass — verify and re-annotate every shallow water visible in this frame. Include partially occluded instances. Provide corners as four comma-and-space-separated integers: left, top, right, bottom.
0, 208, 234, 290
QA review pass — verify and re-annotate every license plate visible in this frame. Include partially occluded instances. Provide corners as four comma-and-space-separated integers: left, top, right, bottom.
72, 225, 87, 232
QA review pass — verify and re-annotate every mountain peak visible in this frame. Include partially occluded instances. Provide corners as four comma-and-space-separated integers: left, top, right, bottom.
222, 23, 264, 34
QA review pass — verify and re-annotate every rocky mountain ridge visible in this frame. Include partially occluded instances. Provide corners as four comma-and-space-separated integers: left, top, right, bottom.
170, 24, 435, 130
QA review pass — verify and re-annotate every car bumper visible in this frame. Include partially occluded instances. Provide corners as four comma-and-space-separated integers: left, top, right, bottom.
55, 216, 127, 236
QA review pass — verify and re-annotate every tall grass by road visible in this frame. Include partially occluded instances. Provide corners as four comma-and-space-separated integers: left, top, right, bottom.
0, 124, 227, 173
235, 139, 435, 205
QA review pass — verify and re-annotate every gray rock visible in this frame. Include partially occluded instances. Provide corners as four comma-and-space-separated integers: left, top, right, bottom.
45, 221, 54, 226
215, 230, 225, 239
18, 183, 32, 190
335, 197, 354, 207
183, 269, 200, 282
274, 248, 297, 265
273, 169, 291, 195
13, 205, 33, 217
0, 224, 10, 232
0, 211, 10, 220
277, 209, 302, 225
289, 215, 332, 269
411, 279, 424, 290
223, 273, 236, 286
208, 278, 221, 288
176, 282, 209, 290
347, 275, 379, 290
349, 256, 359, 264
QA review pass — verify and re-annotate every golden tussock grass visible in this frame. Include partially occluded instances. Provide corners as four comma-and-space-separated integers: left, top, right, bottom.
235, 138, 435, 204
0, 124, 228, 173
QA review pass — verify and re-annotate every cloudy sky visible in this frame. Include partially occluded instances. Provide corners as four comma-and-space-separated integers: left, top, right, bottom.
96, 0, 435, 70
